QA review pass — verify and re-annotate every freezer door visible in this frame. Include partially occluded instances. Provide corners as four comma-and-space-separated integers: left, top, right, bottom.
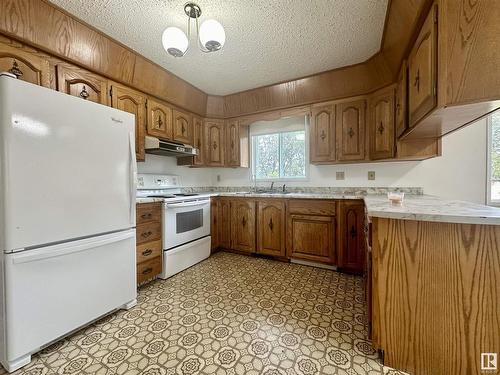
0, 77, 137, 252
3, 229, 136, 363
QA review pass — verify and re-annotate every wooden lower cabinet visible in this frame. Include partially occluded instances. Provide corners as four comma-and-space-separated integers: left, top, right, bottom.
337, 200, 365, 274
218, 198, 232, 249
136, 202, 163, 285
286, 214, 336, 265
230, 199, 256, 253
256, 200, 286, 257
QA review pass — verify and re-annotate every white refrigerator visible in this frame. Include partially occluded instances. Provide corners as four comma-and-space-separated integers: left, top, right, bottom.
0, 75, 138, 372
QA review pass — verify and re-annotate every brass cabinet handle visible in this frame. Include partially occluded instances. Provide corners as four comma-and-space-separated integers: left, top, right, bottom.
268, 218, 274, 231
142, 267, 153, 275
396, 101, 401, 115
350, 226, 357, 239
213, 141, 218, 150
378, 122, 385, 135
347, 127, 355, 138
181, 124, 186, 134
157, 116, 163, 128
79, 85, 89, 100
231, 140, 235, 149
142, 249, 153, 256
9, 60, 23, 78
320, 130, 326, 141
241, 216, 246, 227
141, 213, 152, 219
414, 69, 420, 92
141, 231, 152, 238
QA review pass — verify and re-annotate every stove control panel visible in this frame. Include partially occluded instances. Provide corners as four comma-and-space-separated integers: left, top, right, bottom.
137, 174, 180, 189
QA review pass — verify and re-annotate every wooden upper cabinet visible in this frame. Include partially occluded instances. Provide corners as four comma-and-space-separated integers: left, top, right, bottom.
310, 105, 336, 163
257, 200, 286, 257
146, 98, 172, 140
395, 61, 408, 138
336, 99, 366, 161
110, 83, 146, 161
205, 120, 225, 167
172, 109, 193, 144
408, 5, 437, 127
192, 116, 205, 166
56, 64, 108, 104
231, 199, 256, 253
337, 200, 365, 274
369, 87, 395, 160
225, 120, 239, 166
0, 43, 50, 87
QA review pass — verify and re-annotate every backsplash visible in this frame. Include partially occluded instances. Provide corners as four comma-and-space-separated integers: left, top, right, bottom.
183, 186, 424, 195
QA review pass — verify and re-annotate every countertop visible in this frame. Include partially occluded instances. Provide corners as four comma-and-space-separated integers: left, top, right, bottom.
136, 192, 500, 225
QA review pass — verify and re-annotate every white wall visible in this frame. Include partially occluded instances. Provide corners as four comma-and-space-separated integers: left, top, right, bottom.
138, 119, 488, 204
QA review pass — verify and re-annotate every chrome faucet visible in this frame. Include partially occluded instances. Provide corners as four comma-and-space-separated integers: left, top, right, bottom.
282, 184, 286, 193
270, 182, 275, 191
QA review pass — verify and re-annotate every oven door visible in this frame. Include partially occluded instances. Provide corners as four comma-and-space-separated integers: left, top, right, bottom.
163, 199, 210, 250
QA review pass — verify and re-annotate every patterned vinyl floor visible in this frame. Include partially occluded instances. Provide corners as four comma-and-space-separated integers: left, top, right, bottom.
1, 252, 407, 375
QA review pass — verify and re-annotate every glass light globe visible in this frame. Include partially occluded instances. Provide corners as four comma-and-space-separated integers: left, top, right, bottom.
162, 27, 188, 57
199, 19, 225, 52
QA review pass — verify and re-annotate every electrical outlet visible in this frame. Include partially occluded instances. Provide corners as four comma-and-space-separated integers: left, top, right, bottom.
336, 171, 345, 180
217, 174, 221, 182
368, 171, 376, 180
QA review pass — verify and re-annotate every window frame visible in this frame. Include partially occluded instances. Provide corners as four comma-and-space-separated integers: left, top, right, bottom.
251, 127, 309, 182
487, 114, 500, 206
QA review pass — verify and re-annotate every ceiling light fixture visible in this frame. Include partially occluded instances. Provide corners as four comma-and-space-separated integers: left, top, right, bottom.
162, 2, 225, 57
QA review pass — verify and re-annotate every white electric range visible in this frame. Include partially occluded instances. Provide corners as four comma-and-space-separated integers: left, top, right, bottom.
137, 174, 211, 278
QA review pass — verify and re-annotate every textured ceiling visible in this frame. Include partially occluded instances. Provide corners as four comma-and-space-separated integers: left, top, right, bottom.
49, 0, 389, 95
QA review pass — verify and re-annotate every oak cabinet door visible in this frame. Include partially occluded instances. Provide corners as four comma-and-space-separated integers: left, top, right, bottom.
336, 99, 366, 161
310, 105, 336, 163
369, 88, 395, 160
226, 120, 240, 167
408, 5, 437, 127
230, 199, 256, 253
211, 198, 219, 250
257, 200, 285, 257
337, 200, 365, 275
146, 98, 172, 140
0, 43, 50, 87
287, 214, 336, 264
172, 109, 193, 144
56, 64, 108, 104
205, 120, 225, 167
218, 199, 231, 249
191, 116, 205, 166
395, 61, 408, 138
110, 83, 146, 161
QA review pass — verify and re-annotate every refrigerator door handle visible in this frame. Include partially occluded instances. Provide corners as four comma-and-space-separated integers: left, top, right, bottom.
12, 230, 135, 264
129, 132, 137, 226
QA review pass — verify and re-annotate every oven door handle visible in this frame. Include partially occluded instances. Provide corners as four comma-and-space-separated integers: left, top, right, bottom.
166, 199, 210, 208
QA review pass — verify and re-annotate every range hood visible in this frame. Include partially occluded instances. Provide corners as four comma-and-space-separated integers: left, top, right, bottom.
145, 136, 199, 157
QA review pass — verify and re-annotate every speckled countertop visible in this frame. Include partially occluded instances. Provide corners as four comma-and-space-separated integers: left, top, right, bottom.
363, 195, 500, 225
136, 191, 500, 225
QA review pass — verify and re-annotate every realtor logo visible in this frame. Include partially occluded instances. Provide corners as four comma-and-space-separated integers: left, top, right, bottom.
481, 353, 498, 371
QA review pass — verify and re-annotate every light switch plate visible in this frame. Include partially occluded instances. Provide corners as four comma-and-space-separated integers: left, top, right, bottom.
336, 171, 345, 180
368, 171, 376, 180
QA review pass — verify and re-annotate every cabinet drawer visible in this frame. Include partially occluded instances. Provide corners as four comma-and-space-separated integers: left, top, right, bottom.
136, 203, 162, 224
136, 222, 161, 244
288, 199, 336, 216
137, 256, 162, 284
136, 240, 162, 263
